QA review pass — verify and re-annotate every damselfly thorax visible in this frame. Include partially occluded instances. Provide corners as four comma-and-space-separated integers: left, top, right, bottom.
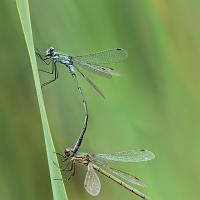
64, 148, 91, 166
53, 54, 73, 65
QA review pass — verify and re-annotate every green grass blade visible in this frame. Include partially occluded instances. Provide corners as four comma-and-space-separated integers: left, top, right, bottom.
16, 0, 68, 199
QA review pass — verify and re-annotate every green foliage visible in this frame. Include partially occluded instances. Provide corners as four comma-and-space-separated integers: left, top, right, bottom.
16, 0, 68, 199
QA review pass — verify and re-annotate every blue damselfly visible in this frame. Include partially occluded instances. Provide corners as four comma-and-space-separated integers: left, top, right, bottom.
36, 47, 128, 153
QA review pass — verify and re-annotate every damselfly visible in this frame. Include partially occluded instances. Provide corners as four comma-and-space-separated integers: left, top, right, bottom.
57, 148, 155, 199
36, 47, 128, 153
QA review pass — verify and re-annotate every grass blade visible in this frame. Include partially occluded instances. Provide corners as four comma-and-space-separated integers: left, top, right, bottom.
16, 0, 68, 199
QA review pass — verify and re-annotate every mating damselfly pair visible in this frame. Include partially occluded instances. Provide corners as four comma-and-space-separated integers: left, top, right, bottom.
57, 148, 155, 200
36, 47, 155, 199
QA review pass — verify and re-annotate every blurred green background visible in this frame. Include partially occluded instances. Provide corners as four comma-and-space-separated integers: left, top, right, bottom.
1, 0, 200, 199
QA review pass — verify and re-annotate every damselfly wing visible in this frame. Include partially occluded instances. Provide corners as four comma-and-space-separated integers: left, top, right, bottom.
84, 162, 101, 196
93, 149, 155, 163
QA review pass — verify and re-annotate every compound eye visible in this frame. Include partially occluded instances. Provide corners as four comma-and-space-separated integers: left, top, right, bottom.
46, 47, 54, 55
49, 47, 54, 52
64, 148, 69, 155
64, 148, 73, 157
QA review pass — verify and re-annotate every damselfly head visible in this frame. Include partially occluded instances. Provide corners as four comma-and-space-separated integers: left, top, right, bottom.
46, 47, 55, 56
64, 148, 74, 157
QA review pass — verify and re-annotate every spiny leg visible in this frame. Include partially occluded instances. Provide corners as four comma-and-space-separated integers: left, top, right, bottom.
53, 151, 71, 171
54, 152, 66, 159
54, 160, 76, 181
63, 161, 73, 172
53, 152, 69, 162
61, 160, 73, 171
41, 62, 58, 87
53, 159, 71, 171
39, 60, 54, 74
35, 48, 52, 65
55, 161, 75, 181
67, 161, 76, 180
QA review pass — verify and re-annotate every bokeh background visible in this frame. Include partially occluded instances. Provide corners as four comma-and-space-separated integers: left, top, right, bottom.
1, 0, 200, 199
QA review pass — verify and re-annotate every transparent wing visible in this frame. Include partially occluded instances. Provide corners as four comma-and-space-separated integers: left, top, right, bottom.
109, 167, 145, 187
74, 65, 105, 98
74, 62, 120, 78
93, 149, 155, 162
73, 48, 128, 64
84, 163, 101, 196
93, 163, 150, 200
92, 158, 145, 187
